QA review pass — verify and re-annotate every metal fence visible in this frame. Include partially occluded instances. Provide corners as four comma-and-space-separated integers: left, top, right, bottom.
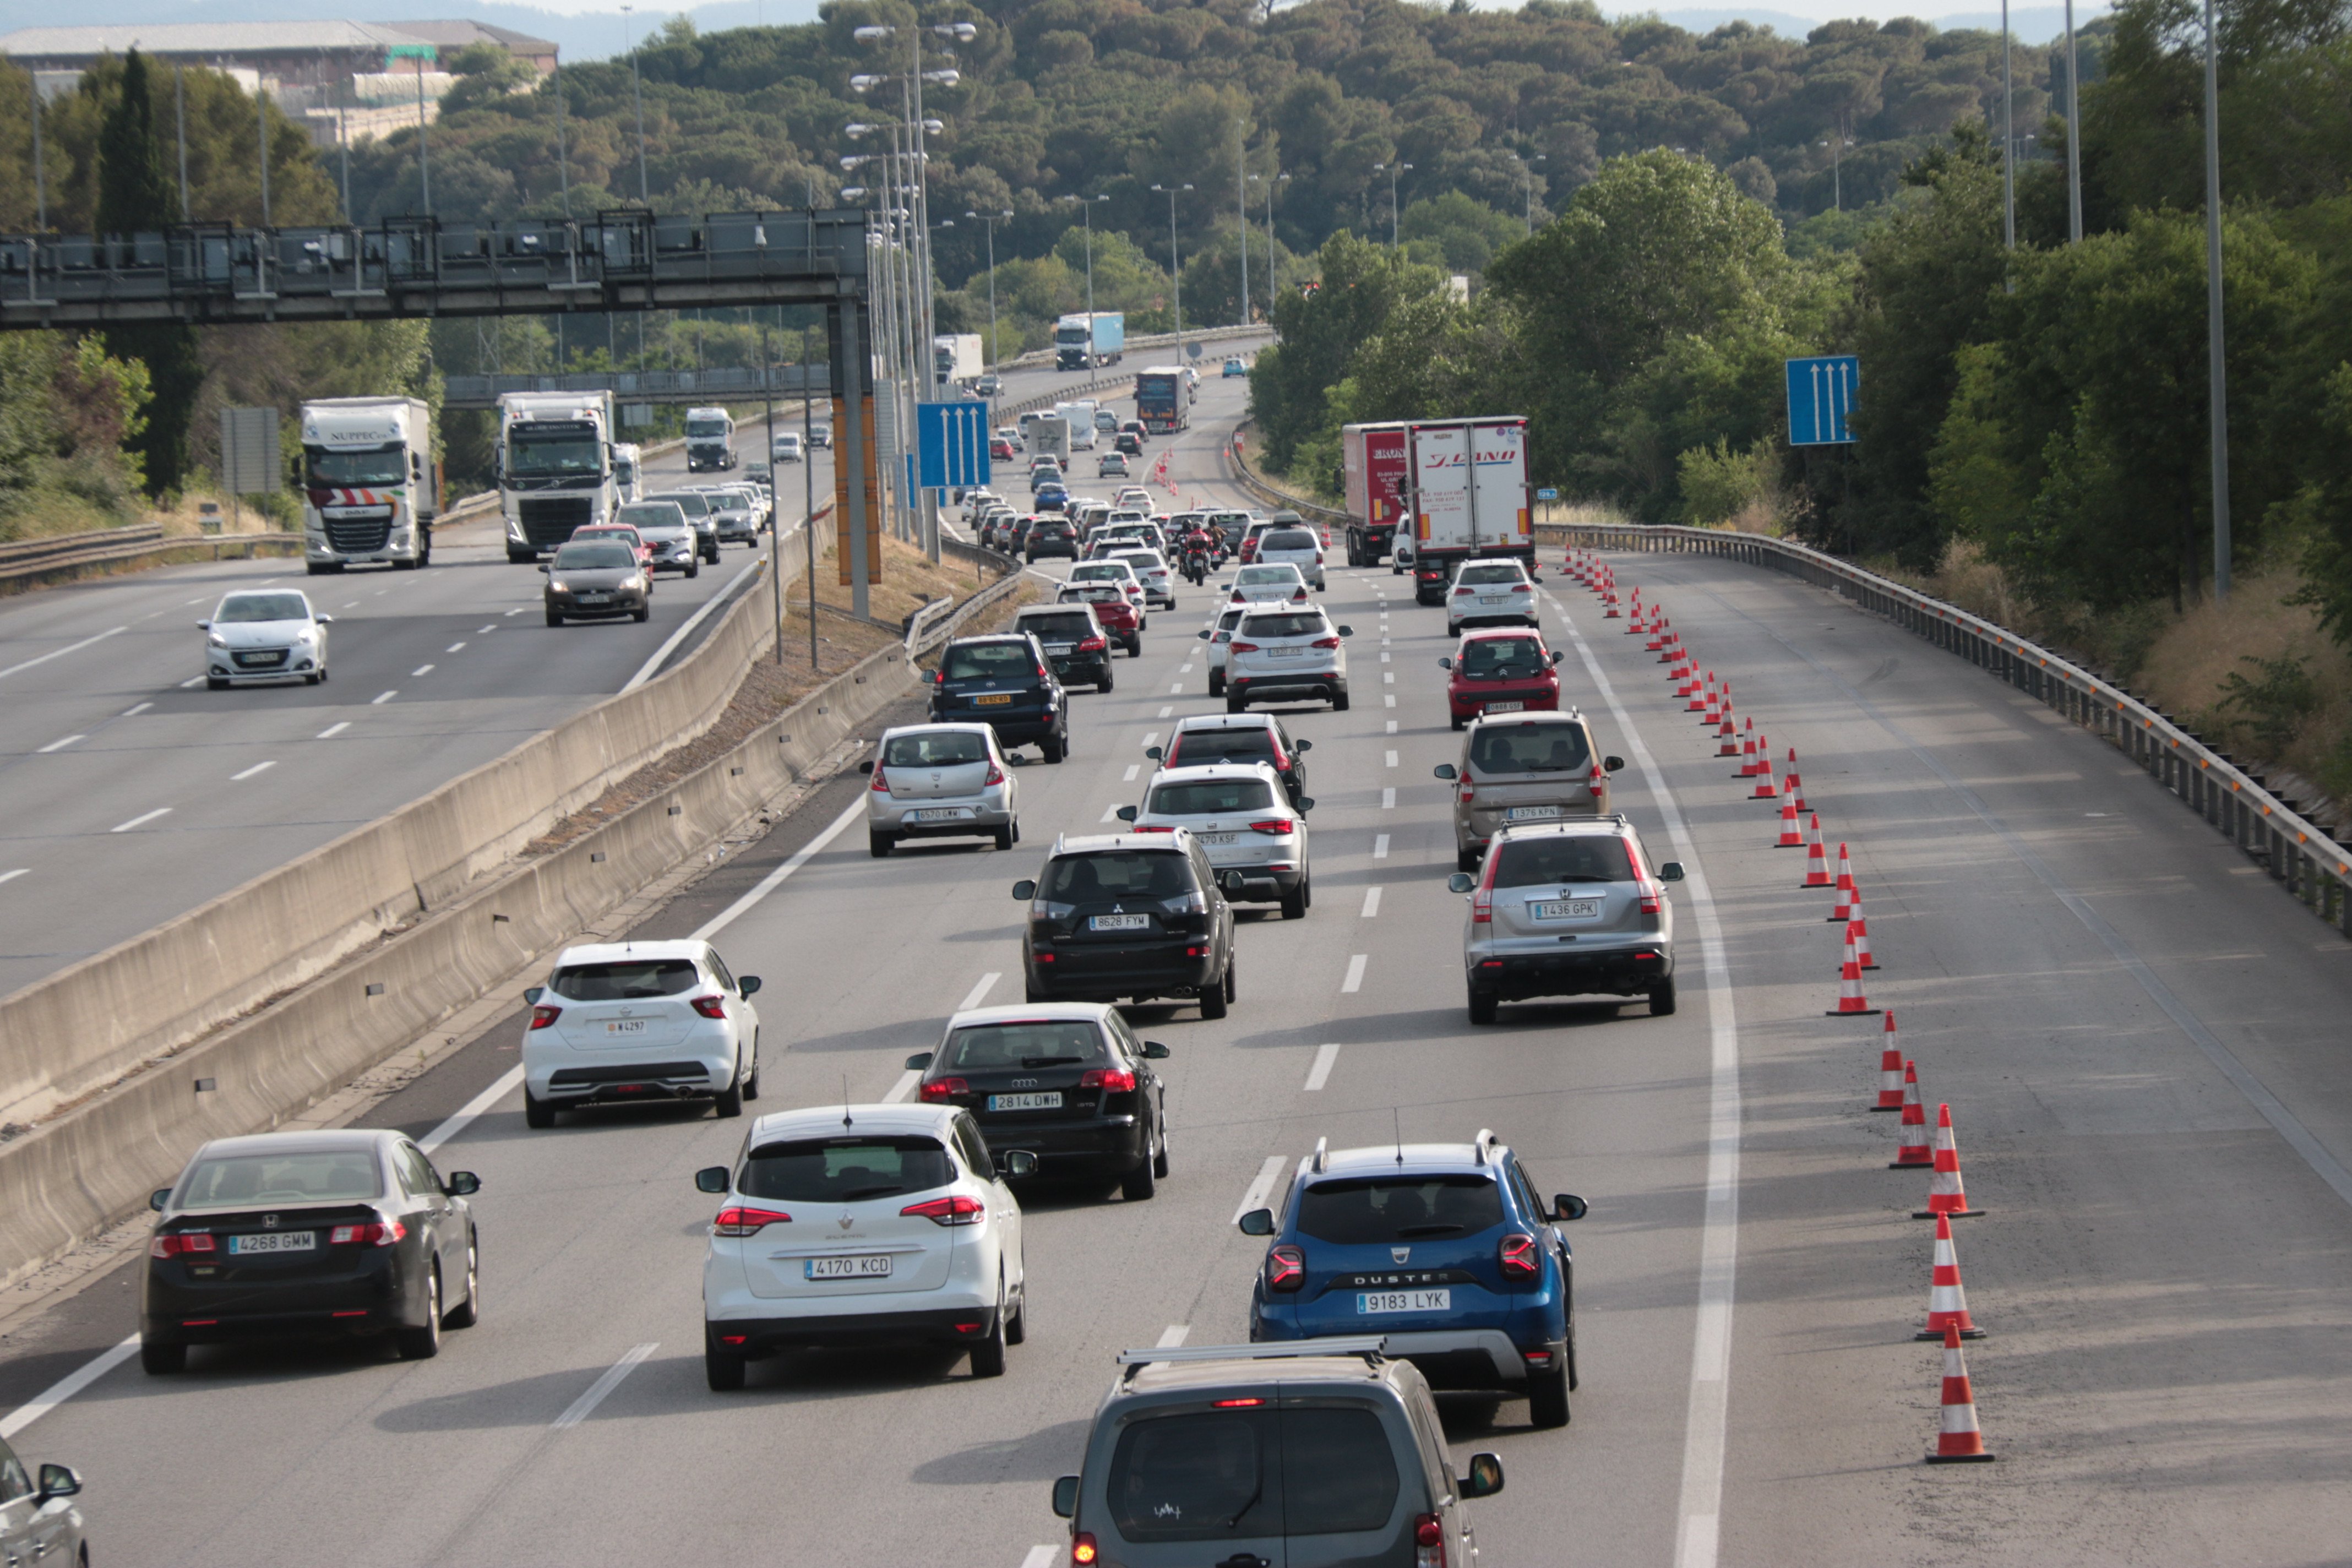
1, 524, 300, 588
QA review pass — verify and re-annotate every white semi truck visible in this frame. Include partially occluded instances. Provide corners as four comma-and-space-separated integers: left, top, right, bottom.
498, 390, 618, 563
685, 406, 738, 472
934, 334, 984, 385
298, 396, 438, 574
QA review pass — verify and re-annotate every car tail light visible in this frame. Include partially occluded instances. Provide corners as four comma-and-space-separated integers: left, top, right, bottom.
1471, 888, 1493, 924
330, 1218, 407, 1246
1415, 1512, 1447, 1568
1500, 1232, 1540, 1279
149, 1232, 216, 1259
933, 668, 946, 684
1458, 780, 1475, 803
1292, 588, 1307, 601
690, 994, 727, 1020
1266, 1244, 1306, 1292
1134, 824, 1174, 833
1638, 880, 1663, 916
1248, 819, 1292, 835
1513, 582, 1532, 593
1229, 640, 1260, 654
1080, 1067, 1136, 1093
870, 765, 891, 792
902, 1194, 986, 1226
984, 760, 1005, 786
529, 1004, 562, 1030
1071, 1533, 1098, 1566
919, 1076, 970, 1103
1077, 635, 1105, 652
1311, 636, 1341, 650
711, 1206, 791, 1236
1455, 586, 1476, 596
1213, 1397, 1265, 1408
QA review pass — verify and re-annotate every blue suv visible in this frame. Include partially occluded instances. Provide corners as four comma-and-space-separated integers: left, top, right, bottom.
1237, 1130, 1586, 1427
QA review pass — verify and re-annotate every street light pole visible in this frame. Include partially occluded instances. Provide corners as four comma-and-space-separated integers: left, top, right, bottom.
2203, 0, 2230, 600
2064, 0, 2083, 243
2000, 0, 2015, 252
1152, 183, 1192, 355
1237, 128, 1249, 325
623, 6, 649, 208
967, 208, 1011, 369
1372, 161, 1412, 248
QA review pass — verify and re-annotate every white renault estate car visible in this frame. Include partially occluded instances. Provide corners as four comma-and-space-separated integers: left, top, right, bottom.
696, 1103, 1033, 1389
200, 589, 333, 688
1109, 548, 1176, 609
861, 722, 1020, 856
1254, 525, 1327, 591
521, 940, 763, 1128
1226, 562, 1311, 606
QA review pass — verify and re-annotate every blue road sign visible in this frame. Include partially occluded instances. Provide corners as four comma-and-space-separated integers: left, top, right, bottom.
1536, 487, 1561, 502
918, 400, 992, 489
1787, 355, 1859, 445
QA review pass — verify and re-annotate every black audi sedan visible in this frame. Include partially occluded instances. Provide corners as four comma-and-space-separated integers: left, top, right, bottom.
140, 1129, 481, 1373
1012, 832, 1239, 1017
929, 633, 1070, 763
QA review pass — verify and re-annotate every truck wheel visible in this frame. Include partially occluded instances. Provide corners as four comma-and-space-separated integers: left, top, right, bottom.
393, 554, 420, 571
306, 562, 341, 576
508, 545, 537, 564
1468, 989, 1499, 1026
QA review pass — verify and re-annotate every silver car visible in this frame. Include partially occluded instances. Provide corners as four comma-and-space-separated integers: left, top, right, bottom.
1110, 548, 1176, 608
617, 500, 700, 577
1119, 761, 1313, 917
1254, 525, 1326, 590
200, 589, 332, 689
646, 489, 722, 562
1446, 815, 1683, 1023
1434, 711, 1623, 872
861, 722, 1020, 856
0, 1438, 85, 1567
705, 483, 765, 543
1224, 603, 1352, 714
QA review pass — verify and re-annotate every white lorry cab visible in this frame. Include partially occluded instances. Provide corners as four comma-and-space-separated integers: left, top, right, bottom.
300, 396, 438, 574
685, 406, 738, 472
611, 442, 645, 503
499, 391, 617, 563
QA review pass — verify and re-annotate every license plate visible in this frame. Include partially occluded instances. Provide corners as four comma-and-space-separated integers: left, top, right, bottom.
1532, 899, 1604, 921
1505, 804, 1561, 822
1267, 647, 1309, 658
974, 693, 1014, 705
1480, 595, 1506, 605
1046, 644, 1074, 655
910, 808, 974, 822
804, 1255, 894, 1280
989, 1091, 1064, 1111
230, 1232, 315, 1255
1486, 700, 1526, 713
576, 592, 609, 603
1358, 1289, 1450, 1314
604, 1019, 649, 1035
1195, 832, 1238, 846
1090, 913, 1151, 931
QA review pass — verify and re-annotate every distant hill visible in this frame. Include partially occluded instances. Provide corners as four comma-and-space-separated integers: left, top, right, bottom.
1608, 4, 2110, 46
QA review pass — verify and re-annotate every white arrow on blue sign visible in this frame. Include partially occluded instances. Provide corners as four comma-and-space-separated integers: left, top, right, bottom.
1786, 355, 1859, 446
917, 400, 993, 489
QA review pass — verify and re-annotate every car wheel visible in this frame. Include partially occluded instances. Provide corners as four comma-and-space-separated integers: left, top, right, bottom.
1458, 846, 1482, 874
1451, 713, 1465, 731
444, 1234, 481, 1328
1528, 1356, 1571, 1428
1649, 977, 1678, 1016
1125, 634, 1142, 656
206, 676, 230, 690
524, 1090, 557, 1129
1332, 688, 1349, 712
1121, 1152, 1157, 1202
1208, 670, 1224, 697
1226, 693, 1246, 715
1468, 989, 1499, 1026
714, 1063, 745, 1118
1098, 668, 1114, 693
633, 603, 651, 624
546, 611, 563, 627
993, 823, 1014, 851
869, 828, 895, 858
685, 560, 700, 579
303, 671, 323, 685
1280, 880, 1307, 920
1005, 1287, 1028, 1345
1198, 964, 1230, 1021
705, 1333, 748, 1392
395, 1268, 443, 1360
1042, 733, 1065, 765
139, 1337, 186, 1375
743, 1045, 760, 1101
969, 1289, 1009, 1379
1153, 1118, 1170, 1179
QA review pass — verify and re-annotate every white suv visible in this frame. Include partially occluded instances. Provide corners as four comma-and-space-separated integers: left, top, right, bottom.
1447, 559, 1541, 632
1196, 601, 1281, 697
1120, 761, 1314, 918
1226, 604, 1353, 713
695, 1103, 1032, 1389
521, 941, 762, 1128
1254, 526, 1326, 591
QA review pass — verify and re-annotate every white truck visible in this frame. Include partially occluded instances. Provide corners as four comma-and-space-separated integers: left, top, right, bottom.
1055, 400, 1099, 450
685, 406, 737, 472
1054, 311, 1124, 371
1397, 416, 1534, 605
612, 442, 644, 503
934, 334, 984, 385
299, 396, 438, 573
1030, 413, 1071, 469
498, 390, 617, 563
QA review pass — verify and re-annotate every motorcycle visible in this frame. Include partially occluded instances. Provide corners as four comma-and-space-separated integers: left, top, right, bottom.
1180, 542, 1211, 585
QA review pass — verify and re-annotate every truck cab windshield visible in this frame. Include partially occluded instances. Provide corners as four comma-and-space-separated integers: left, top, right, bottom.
306, 445, 405, 487
508, 431, 602, 478
687, 420, 729, 438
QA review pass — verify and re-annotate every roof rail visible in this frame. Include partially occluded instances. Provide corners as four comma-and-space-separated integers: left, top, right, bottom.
1310, 1136, 1329, 1173
1118, 1337, 1386, 1373
1472, 1128, 1499, 1166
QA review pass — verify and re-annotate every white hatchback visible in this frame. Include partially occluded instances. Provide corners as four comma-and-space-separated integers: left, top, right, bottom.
862, 722, 1019, 856
1254, 526, 1326, 591
1226, 604, 1353, 713
1120, 761, 1314, 918
1069, 560, 1146, 620
1226, 563, 1312, 607
696, 1103, 1032, 1389
521, 940, 762, 1128
1110, 549, 1175, 608
1447, 559, 1542, 633
200, 589, 333, 688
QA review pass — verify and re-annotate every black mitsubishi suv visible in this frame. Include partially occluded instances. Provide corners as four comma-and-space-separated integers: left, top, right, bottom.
929, 633, 1071, 762
1012, 603, 1114, 694
1012, 833, 1240, 1016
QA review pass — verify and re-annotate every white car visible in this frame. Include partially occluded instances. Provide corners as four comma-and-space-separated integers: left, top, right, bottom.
1110, 548, 1175, 608
1197, 602, 1257, 697
200, 589, 333, 689
1114, 487, 1154, 511
1069, 560, 1146, 621
1225, 602, 1353, 714
616, 500, 700, 577
695, 1102, 1032, 1389
1253, 525, 1326, 590
521, 940, 763, 1128
1447, 559, 1542, 633
771, 432, 805, 462
1120, 761, 1313, 918
862, 722, 1019, 856
1226, 562, 1312, 606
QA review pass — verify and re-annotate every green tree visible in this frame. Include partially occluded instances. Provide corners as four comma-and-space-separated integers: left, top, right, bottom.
94, 51, 203, 496
1251, 231, 1449, 471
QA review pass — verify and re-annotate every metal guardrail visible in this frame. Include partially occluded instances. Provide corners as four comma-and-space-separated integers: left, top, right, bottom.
1542, 522, 2352, 938
0, 523, 300, 587
1219, 421, 1348, 525
909, 537, 1026, 658
443, 364, 825, 409
998, 324, 1269, 373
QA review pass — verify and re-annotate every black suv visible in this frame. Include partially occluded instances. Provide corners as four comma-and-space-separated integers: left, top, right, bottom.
929, 633, 1070, 762
1012, 833, 1239, 1016
1014, 604, 1115, 693
1027, 518, 1080, 561
1149, 714, 1310, 805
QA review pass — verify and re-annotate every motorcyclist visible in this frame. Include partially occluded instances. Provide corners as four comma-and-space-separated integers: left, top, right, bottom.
1178, 521, 1215, 584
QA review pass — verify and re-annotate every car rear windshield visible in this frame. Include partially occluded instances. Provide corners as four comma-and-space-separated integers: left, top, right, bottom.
179, 1148, 384, 1208
1492, 835, 1635, 888
553, 544, 636, 571
1262, 531, 1317, 551
1167, 729, 1276, 767
216, 594, 309, 623
882, 731, 990, 767
1108, 1408, 1398, 1541
551, 958, 700, 999
1019, 612, 1097, 640
1042, 851, 1194, 900
651, 492, 711, 516
617, 507, 687, 531
1150, 777, 1276, 815
1469, 724, 1591, 775
1073, 563, 1130, 581
1458, 563, 1522, 584
1113, 553, 1163, 570
1460, 638, 1548, 677
1295, 1174, 1506, 1243
943, 643, 1036, 681
737, 1136, 954, 1203
1239, 613, 1329, 640
1235, 567, 1298, 585
940, 1020, 1105, 1069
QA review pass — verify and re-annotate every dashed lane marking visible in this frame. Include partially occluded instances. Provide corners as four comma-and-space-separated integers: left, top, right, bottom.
1342, 954, 1368, 993
1304, 1043, 1341, 1091
109, 808, 171, 833
1360, 888, 1381, 918
371, 691, 398, 705
230, 761, 277, 781
317, 722, 350, 739
1233, 1155, 1288, 1223
1373, 834, 1390, 859
35, 735, 84, 754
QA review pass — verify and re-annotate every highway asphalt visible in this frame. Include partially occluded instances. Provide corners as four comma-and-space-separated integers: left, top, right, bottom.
6, 366, 2344, 1565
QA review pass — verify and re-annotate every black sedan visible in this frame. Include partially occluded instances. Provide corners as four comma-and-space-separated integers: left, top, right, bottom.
140, 1129, 480, 1372
929, 633, 1070, 762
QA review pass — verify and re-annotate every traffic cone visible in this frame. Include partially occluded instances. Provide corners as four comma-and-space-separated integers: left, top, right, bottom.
1624, 594, 1643, 631
1872, 1012, 1905, 1110
1800, 816, 1832, 884
1914, 1104, 1985, 1218
1750, 748, 1779, 800
1736, 722, 1760, 777
1659, 629, 1681, 665
1851, 912, 1877, 971
1829, 845, 1857, 921
1827, 921, 1879, 1015
1678, 656, 1702, 700
1924, 1324, 1996, 1463
1645, 615, 1666, 652
1602, 587, 1621, 619
1889, 1061, 1932, 1165
1702, 676, 1722, 726
1917, 1215, 1986, 1341
1773, 797, 1804, 847
1783, 747, 1803, 799
1716, 703, 1740, 755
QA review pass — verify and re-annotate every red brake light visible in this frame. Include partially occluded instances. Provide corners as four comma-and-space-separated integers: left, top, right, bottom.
1500, 1232, 1540, 1279
329, 1218, 407, 1246
1248, 819, 1292, 835
933, 668, 946, 684
1212, 1397, 1265, 1407
984, 760, 1005, 786
711, 1206, 791, 1236
1071, 1533, 1099, 1567
1311, 636, 1341, 650
1512, 582, 1532, 592
1415, 1512, 1448, 1568
1080, 1067, 1136, 1092
1230, 640, 1260, 654
902, 1194, 986, 1226
918, 1076, 970, 1103
1455, 586, 1475, 596
870, 765, 890, 792
1077, 635, 1106, 652
529, 1004, 562, 1030
1292, 588, 1307, 601
1267, 1243, 1305, 1292
149, 1232, 216, 1259
691, 994, 727, 1020
1134, 823, 1175, 832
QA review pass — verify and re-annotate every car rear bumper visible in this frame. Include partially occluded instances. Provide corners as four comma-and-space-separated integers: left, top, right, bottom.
1468, 945, 1672, 999
525, 1050, 736, 1102
977, 1113, 1148, 1170
1449, 689, 1560, 720
705, 1303, 1002, 1357
1043, 652, 1112, 684
1207, 862, 1302, 902
1025, 943, 1217, 1002
143, 1261, 424, 1342
1229, 673, 1345, 704
932, 705, 1061, 743
869, 794, 1014, 835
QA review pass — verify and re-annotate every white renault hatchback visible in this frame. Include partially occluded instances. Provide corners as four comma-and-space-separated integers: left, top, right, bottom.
861, 722, 1019, 856
521, 940, 763, 1128
1119, 761, 1314, 918
1225, 603, 1353, 713
696, 1103, 1033, 1389
200, 589, 333, 688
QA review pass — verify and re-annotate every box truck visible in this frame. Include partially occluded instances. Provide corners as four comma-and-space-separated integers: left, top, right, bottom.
1055, 400, 1099, 450
934, 334, 984, 384
1135, 367, 1189, 434
1398, 417, 1533, 604
498, 390, 617, 563
1340, 421, 1411, 569
299, 396, 438, 573
1054, 312, 1124, 371
685, 406, 737, 472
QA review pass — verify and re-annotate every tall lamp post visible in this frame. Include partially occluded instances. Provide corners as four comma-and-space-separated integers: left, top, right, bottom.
1249, 170, 1289, 318
1058, 192, 1109, 322
1506, 150, 1544, 235
2203, 0, 2229, 600
1151, 182, 1193, 356
966, 208, 1013, 370
1371, 161, 1412, 247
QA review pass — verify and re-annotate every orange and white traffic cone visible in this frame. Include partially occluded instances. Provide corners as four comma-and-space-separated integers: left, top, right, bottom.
1736, 722, 1760, 777
1716, 702, 1740, 754
1783, 747, 1803, 797
1624, 594, 1643, 631
1872, 1012, 1905, 1110
1679, 659, 1703, 703
1890, 1061, 1932, 1165
1659, 629, 1682, 666
1773, 797, 1804, 848
1915, 1104, 1985, 1219
1700, 674, 1721, 723
1917, 1214, 1986, 1340
1849, 884, 1877, 969
1646, 616, 1667, 652
1827, 920, 1879, 1016
1750, 748, 1780, 800
1924, 1324, 1996, 1463
1800, 817, 1832, 885
1828, 845, 1857, 921
1602, 587, 1621, 619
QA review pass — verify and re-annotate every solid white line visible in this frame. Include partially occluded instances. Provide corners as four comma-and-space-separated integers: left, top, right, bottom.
551, 1342, 659, 1429
316, 721, 350, 739
958, 972, 1003, 1012
1304, 1043, 1341, 1092
230, 760, 277, 781
884, 1069, 921, 1104
624, 556, 766, 692
692, 799, 868, 942
1123, 763, 1140, 782
35, 735, 85, 754
0, 1337, 139, 1441
0, 625, 126, 682
420, 1065, 527, 1154
1233, 1155, 1287, 1223
121, 702, 152, 717
446, 641, 467, 653
1360, 887, 1381, 918
1373, 834, 1390, 859
1380, 788, 1395, 809
1019, 1548, 1060, 1568
410, 663, 434, 677
1156, 1324, 1191, 1348
1341, 954, 1368, 993
371, 690, 398, 705
0, 869, 26, 887
110, 808, 170, 833
1385, 750, 1398, 767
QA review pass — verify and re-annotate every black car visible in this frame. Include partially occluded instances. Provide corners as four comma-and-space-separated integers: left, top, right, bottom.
1014, 603, 1115, 693
1113, 431, 1142, 456
140, 1129, 481, 1372
903, 1005, 1171, 1200
1012, 834, 1240, 1016
1006, 515, 1038, 556
930, 633, 1070, 761
1150, 714, 1311, 805
1026, 518, 1080, 560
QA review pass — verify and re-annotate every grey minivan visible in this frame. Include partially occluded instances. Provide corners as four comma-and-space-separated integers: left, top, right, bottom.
1053, 1341, 1502, 1568
1435, 710, 1623, 873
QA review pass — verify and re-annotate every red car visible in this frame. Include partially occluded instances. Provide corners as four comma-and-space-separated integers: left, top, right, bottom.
990, 437, 1017, 460
1441, 628, 1564, 729
1059, 584, 1142, 656
569, 524, 651, 565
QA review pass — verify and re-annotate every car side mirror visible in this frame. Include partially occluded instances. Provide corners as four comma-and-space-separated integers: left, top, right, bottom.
1337, 625, 1353, 637
1051, 1474, 1081, 1518
1197, 628, 1211, 639
1604, 755, 1625, 773
905, 1051, 935, 1070
857, 760, 874, 774
1141, 1041, 1170, 1059
739, 976, 762, 996
1237, 1207, 1276, 1236
1295, 739, 1312, 753
1012, 879, 1038, 901
695, 1166, 731, 1194
1550, 650, 1565, 665
1552, 1193, 1588, 1221
443, 1170, 481, 1196
1144, 746, 1163, 760
1295, 797, 1314, 813
315, 613, 334, 625
1000, 1150, 1039, 1179
150, 1188, 171, 1212
1447, 872, 1477, 895
1460, 1452, 1505, 1499
1115, 805, 1137, 822
35, 1466, 80, 1503
538, 563, 551, 573
1433, 764, 1458, 781
523, 987, 544, 1005
1219, 870, 1246, 895
1659, 862, 1685, 882
1438, 657, 1453, 669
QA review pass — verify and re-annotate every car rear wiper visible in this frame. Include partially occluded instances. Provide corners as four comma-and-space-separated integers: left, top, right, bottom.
1021, 1056, 1085, 1067
836, 1184, 907, 1202
1393, 1223, 1467, 1238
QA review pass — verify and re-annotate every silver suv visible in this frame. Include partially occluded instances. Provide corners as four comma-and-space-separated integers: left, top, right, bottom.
1446, 815, 1682, 1023
1050, 1340, 1504, 1568
1118, 761, 1314, 918
1434, 711, 1623, 872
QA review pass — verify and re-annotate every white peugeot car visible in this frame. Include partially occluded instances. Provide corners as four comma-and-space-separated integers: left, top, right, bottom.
1447, 559, 1542, 633
1199, 599, 1286, 698
200, 589, 333, 689
1119, 761, 1314, 918
1224, 602, 1353, 713
521, 940, 763, 1128
696, 1102, 1033, 1389
861, 722, 1020, 856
